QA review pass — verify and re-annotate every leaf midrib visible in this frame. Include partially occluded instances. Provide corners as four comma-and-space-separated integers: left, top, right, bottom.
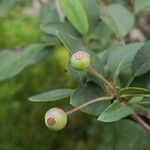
134, 56, 150, 76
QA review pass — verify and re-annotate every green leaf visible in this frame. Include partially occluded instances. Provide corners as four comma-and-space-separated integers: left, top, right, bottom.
97, 43, 143, 74
97, 43, 150, 88
57, 32, 86, 54
29, 89, 74, 102
130, 73, 150, 89
88, 40, 102, 51
100, 4, 134, 37
98, 120, 150, 150
139, 97, 150, 109
41, 22, 78, 37
70, 82, 110, 115
39, 3, 59, 25
60, 0, 89, 34
98, 101, 134, 122
41, 34, 58, 46
0, 44, 45, 81
112, 120, 150, 150
129, 97, 143, 104
81, 0, 99, 30
118, 63, 132, 87
90, 21, 113, 46
29, 47, 52, 64
134, 0, 150, 14
118, 87, 150, 97
121, 94, 150, 98
132, 42, 150, 78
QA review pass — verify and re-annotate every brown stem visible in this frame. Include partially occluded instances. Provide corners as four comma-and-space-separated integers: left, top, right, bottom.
134, 104, 150, 119
88, 66, 115, 92
131, 113, 150, 132
66, 95, 114, 116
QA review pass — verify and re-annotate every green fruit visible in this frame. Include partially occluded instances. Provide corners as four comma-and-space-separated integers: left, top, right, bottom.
71, 51, 91, 70
54, 46, 69, 69
45, 107, 67, 131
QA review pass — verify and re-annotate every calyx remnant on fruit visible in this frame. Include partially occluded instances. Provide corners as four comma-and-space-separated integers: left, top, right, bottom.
45, 107, 67, 131
71, 51, 91, 70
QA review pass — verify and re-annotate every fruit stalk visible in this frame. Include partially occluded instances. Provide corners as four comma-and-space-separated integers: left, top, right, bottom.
131, 113, 150, 132
88, 66, 115, 92
66, 95, 114, 115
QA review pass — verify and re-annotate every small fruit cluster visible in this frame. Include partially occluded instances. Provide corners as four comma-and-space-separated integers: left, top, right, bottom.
45, 51, 91, 131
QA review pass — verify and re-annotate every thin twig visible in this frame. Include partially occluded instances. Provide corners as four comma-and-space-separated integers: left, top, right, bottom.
134, 104, 150, 119
66, 95, 114, 115
121, 102, 150, 132
88, 66, 115, 92
131, 113, 150, 132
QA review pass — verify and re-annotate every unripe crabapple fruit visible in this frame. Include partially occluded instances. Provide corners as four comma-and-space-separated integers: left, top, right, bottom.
45, 107, 67, 131
71, 51, 91, 71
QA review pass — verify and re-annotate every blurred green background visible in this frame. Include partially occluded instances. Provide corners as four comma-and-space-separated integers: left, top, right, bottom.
0, 0, 150, 150
0, 1, 105, 150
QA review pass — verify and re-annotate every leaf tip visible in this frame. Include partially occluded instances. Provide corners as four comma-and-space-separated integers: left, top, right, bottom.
28, 96, 34, 102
